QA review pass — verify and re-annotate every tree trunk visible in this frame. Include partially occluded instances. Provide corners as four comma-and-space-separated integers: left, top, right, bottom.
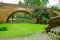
36, 18, 42, 24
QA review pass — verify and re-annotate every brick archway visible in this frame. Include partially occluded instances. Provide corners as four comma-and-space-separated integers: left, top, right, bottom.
6, 10, 31, 23
0, 3, 34, 23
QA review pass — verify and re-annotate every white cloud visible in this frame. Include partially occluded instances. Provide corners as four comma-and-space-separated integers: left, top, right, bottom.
0, 0, 24, 4
47, 0, 59, 7
49, 0, 59, 5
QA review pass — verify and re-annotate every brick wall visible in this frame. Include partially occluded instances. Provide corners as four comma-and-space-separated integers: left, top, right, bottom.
0, 3, 33, 23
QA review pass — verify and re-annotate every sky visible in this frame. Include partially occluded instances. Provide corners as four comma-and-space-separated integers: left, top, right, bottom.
0, 0, 59, 6
0, 0, 24, 4
47, 0, 59, 7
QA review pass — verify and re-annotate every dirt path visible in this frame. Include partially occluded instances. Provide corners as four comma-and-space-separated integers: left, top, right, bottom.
0, 32, 52, 40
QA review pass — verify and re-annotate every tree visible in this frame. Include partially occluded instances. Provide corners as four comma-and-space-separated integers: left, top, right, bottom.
51, 6, 58, 10
32, 8, 52, 24
24, 0, 49, 7
18, 1, 23, 5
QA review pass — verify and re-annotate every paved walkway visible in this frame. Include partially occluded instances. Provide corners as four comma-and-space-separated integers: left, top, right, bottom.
0, 32, 53, 40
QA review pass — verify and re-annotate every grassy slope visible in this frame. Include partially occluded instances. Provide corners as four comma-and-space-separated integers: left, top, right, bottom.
0, 24, 46, 38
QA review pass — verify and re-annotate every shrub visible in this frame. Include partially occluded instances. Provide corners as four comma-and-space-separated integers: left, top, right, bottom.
0, 27, 7, 31
32, 7, 52, 24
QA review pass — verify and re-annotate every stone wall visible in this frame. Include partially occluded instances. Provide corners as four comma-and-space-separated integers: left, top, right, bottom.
45, 16, 60, 33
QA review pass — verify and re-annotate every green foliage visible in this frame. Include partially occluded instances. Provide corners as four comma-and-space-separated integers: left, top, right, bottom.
51, 6, 58, 10
0, 27, 7, 31
18, 1, 23, 5
43, 17, 48, 24
24, 0, 49, 7
8, 12, 33, 23
32, 7, 52, 24
32, 8, 51, 19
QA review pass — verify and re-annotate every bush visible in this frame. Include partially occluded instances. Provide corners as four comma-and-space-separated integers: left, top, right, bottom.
51, 6, 58, 10
32, 7, 52, 24
0, 27, 7, 31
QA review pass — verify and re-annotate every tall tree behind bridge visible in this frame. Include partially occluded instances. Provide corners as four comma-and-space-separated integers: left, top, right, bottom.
18, 1, 24, 5
24, 0, 49, 7
18, 1, 22, 4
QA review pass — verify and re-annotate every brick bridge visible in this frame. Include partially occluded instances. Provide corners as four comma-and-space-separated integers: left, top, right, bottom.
0, 3, 60, 23
0, 3, 34, 23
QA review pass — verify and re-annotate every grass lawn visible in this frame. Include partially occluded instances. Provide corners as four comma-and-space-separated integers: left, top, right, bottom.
0, 24, 46, 38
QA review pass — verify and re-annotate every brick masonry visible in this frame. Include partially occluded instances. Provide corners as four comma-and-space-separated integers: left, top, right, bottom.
0, 3, 34, 23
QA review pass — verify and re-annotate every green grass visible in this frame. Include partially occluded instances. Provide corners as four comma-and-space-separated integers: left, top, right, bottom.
0, 24, 46, 38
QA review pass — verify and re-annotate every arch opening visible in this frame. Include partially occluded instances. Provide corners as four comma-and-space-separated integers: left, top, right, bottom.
7, 10, 33, 23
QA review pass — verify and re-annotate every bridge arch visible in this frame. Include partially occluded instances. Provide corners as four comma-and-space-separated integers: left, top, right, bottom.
6, 10, 32, 23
